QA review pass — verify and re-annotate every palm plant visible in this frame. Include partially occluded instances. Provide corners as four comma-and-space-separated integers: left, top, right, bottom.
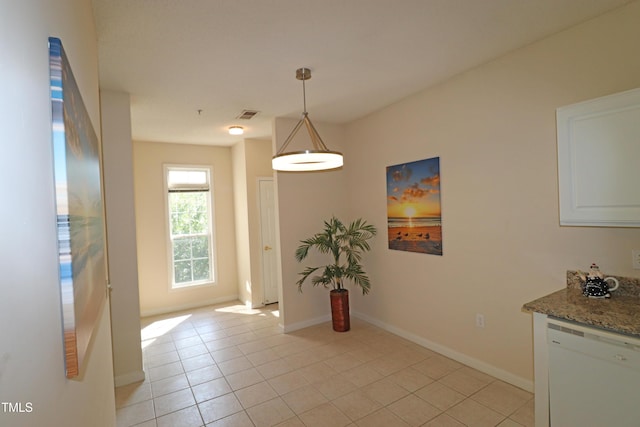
295, 216, 377, 294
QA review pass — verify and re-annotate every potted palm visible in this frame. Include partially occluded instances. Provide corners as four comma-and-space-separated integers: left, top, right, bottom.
295, 216, 377, 332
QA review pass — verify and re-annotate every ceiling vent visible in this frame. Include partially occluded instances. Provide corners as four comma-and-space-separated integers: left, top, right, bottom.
236, 110, 259, 120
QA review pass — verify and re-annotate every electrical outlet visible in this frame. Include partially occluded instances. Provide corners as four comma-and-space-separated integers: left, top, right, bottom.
475, 313, 485, 328
633, 249, 640, 270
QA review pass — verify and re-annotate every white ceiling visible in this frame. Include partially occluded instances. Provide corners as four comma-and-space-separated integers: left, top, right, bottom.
92, 0, 632, 146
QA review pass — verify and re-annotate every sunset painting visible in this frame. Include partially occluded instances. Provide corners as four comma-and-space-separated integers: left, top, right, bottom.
50, 37, 107, 378
387, 157, 442, 255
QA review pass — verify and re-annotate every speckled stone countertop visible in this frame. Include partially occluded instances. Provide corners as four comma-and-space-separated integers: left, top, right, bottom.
522, 271, 640, 337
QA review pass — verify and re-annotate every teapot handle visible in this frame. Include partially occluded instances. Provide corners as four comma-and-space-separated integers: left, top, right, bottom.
604, 277, 619, 292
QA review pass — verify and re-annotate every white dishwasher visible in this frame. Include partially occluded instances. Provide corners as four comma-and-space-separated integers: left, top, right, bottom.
547, 318, 640, 427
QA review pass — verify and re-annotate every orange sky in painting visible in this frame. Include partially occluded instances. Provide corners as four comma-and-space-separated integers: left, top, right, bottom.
386, 157, 441, 219
387, 199, 440, 218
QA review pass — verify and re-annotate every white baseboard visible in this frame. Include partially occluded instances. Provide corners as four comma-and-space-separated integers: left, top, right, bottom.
140, 295, 239, 317
114, 370, 146, 387
282, 313, 331, 333
352, 310, 534, 393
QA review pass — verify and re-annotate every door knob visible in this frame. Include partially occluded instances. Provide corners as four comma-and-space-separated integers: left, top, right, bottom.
264, 245, 272, 251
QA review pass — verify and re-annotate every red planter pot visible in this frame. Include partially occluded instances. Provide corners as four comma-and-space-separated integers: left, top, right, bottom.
330, 289, 350, 332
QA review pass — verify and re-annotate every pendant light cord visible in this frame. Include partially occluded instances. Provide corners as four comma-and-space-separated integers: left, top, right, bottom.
302, 76, 307, 114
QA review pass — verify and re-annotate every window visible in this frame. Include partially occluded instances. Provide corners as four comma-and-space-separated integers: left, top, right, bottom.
165, 166, 215, 289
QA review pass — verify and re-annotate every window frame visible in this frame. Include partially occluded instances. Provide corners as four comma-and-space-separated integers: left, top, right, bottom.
163, 164, 217, 290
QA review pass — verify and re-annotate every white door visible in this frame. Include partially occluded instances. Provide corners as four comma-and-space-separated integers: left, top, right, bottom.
259, 179, 278, 304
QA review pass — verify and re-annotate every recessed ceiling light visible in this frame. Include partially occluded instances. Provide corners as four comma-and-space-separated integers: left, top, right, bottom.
228, 126, 244, 135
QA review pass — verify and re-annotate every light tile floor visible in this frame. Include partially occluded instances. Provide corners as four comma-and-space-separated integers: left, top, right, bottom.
116, 302, 534, 427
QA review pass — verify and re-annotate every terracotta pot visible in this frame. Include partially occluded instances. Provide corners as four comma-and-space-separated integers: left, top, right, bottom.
330, 289, 350, 332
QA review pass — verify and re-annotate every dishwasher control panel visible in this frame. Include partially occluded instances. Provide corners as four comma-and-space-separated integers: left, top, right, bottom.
547, 318, 640, 372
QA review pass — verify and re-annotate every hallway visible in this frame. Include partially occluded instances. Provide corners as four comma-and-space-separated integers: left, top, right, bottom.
115, 302, 533, 426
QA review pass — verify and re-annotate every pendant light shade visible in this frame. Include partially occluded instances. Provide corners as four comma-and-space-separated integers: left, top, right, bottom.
272, 68, 343, 172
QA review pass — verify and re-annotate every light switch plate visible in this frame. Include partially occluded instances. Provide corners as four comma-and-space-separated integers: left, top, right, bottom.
633, 249, 640, 270
475, 313, 485, 328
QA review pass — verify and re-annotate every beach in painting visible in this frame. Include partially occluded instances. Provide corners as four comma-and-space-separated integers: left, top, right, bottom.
387, 217, 442, 255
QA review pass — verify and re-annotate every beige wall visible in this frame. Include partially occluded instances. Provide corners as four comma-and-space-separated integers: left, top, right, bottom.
232, 138, 274, 308
0, 0, 116, 425
101, 90, 144, 386
133, 141, 239, 315
342, 1, 640, 390
231, 141, 251, 305
274, 118, 349, 329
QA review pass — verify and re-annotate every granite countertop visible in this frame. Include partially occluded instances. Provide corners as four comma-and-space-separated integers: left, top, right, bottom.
523, 271, 640, 337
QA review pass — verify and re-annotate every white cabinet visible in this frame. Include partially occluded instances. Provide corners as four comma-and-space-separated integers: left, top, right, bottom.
557, 88, 640, 227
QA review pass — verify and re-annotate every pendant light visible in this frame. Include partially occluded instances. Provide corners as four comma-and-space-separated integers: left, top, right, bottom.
272, 68, 343, 172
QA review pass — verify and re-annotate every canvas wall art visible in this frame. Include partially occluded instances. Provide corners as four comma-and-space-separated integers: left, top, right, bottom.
49, 37, 107, 378
386, 157, 442, 255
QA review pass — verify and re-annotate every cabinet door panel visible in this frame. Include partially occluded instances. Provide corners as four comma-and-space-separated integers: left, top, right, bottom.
557, 88, 640, 227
